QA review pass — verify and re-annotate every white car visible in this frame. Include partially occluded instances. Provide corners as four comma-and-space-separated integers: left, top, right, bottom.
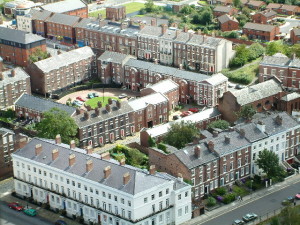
118, 93, 127, 99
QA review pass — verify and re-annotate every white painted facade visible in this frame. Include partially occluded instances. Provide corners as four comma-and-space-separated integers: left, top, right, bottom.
16, 14, 33, 33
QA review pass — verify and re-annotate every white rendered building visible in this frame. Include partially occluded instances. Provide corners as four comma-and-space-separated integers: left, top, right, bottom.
12, 136, 191, 225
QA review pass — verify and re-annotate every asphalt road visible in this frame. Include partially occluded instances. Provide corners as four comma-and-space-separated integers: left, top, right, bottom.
0, 201, 52, 225
280, 18, 300, 34
200, 180, 300, 225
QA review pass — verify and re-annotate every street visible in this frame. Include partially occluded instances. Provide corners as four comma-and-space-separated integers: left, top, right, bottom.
280, 18, 300, 35
194, 179, 300, 225
0, 201, 52, 225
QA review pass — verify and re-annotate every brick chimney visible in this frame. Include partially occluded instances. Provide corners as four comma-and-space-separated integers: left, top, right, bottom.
149, 165, 156, 175
55, 134, 61, 144
86, 159, 93, 172
175, 29, 180, 38
275, 115, 282, 125
52, 149, 59, 161
116, 100, 121, 109
97, 101, 102, 108
108, 98, 113, 105
95, 107, 100, 116
208, 141, 214, 152
129, 19, 134, 26
121, 22, 128, 30
84, 111, 90, 120
194, 145, 201, 158
178, 173, 183, 182
213, 131, 218, 137
106, 104, 111, 113
139, 22, 145, 30
70, 140, 76, 149
161, 24, 167, 34
184, 26, 188, 32
151, 18, 156, 26
101, 152, 110, 160
225, 135, 230, 144
119, 158, 125, 166
240, 129, 245, 138
18, 137, 27, 149
104, 166, 111, 179
76, 108, 81, 115
123, 172, 130, 185
35, 144, 42, 156
69, 154, 76, 166
86, 145, 93, 154
0, 72, 4, 80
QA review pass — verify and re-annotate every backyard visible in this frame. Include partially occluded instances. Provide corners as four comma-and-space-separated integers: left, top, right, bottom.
85, 96, 118, 109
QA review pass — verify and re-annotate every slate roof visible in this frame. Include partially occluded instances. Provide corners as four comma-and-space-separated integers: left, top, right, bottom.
218, 14, 238, 24
204, 73, 228, 85
33, 46, 94, 73
243, 22, 276, 32
13, 138, 180, 195
257, 9, 277, 18
247, 0, 265, 7
0, 27, 45, 44
15, 94, 76, 116
293, 28, 300, 36
231, 78, 283, 106
45, 13, 80, 26
98, 51, 134, 65
139, 26, 162, 37
260, 53, 290, 66
214, 6, 235, 13
266, 3, 281, 9
74, 17, 93, 28
235, 123, 267, 142
28, 8, 53, 21
187, 35, 223, 48
73, 100, 134, 128
128, 93, 168, 111
0, 67, 30, 88
289, 58, 300, 68
146, 79, 178, 94
280, 92, 300, 102
41, 0, 86, 13
0, 127, 14, 135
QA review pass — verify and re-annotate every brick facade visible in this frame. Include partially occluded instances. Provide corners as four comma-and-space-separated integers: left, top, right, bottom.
243, 22, 280, 41
291, 28, 300, 44
252, 10, 277, 24
106, 6, 126, 21
266, 3, 299, 15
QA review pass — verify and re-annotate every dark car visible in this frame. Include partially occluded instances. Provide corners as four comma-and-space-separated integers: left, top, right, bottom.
242, 213, 258, 222
173, 115, 181, 120
232, 219, 245, 225
55, 220, 67, 225
8, 202, 23, 211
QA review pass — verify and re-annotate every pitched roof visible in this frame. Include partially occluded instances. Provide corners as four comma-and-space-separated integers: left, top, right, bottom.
41, 0, 86, 13
13, 138, 181, 195
33, 46, 94, 73
292, 27, 300, 36
139, 26, 162, 37
214, 6, 235, 13
128, 93, 168, 111
28, 8, 53, 21
260, 53, 290, 66
235, 123, 267, 142
45, 13, 80, 26
0, 67, 30, 88
218, 14, 238, 24
0, 26, 45, 44
281, 92, 300, 102
98, 51, 134, 65
204, 73, 228, 85
15, 94, 76, 116
0, 127, 14, 135
243, 22, 277, 32
231, 78, 283, 106
280, 4, 299, 11
146, 79, 178, 94
256, 9, 277, 18
266, 3, 281, 9
247, 0, 265, 7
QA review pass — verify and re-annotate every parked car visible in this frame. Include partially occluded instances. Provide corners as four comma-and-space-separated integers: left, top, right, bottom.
118, 93, 127, 99
232, 219, 245, 225
87, 93, 94, 99
92, 92, 99, 97
23, 208, 37, 216
55, 220, 67, 225
242, 213, 258, 222
173, 115, 181, 120
8, 202, 23, 211
228, 82, 235, 88
180, 111, 193, 117
73, 100, 83, 107
295, 193, 300, 200
189, 108, 199, 113
236, 84, 246, 89
76, 96, 85, 102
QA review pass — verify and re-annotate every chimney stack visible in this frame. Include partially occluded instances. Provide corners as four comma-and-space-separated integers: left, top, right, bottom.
119, 158, 125, 166
139, 21, 145, 30
0, 72, 4, 80
123, 172, 130, 185
240, 129, 245, 138
116, 100, 121, 109
76, 108, 81, 115
208, 141, 214, 152
179, 64, 183, 70
99, 19, 106, 27
101, 152, 110, 160
161, 24, 167, 34
108, 98, 113, 105
189, 32, 193, 39
129, 19, 134, 26
292, 53, 296, 60
275, 115, 282, 125
151, 18, 156, 26
178, 173, 183, 182
84, 111, 90, 120
69, 154, 76, 166
70, 140, 76, 149
121, 22, 128, 30
106, 104, 111, 112
104, 166, 111, 179
85, 145, 93, 154
97, 101, 102, 108
213, 131, 218, 137
55, 134, 61, 144
184, 26, 188, 33
35, 144, 42, 156
95, 107, 100, 116
18, 137, 27, 149
225, 135, 230, 144
149, 165, 156, 175
11, 69, 16, 77
194, 145, 201, 158
52, 149, 59, 161
86, 159, 93, 172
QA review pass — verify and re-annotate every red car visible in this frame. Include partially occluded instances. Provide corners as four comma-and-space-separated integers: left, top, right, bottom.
189, 108, 199, 113
181, 111, 193, 117
8, 202, 23, 211
295, 193, 300, 199
76, 96, 85, 102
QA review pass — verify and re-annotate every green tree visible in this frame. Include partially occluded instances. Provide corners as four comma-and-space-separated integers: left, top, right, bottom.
266, 41, 285, 56
236, 14, 249, 27
144, 0, 155, 12
233, 0, 241, 7
280, 206, 300, 225
241, 7, 251, 17
163, 121, 199, 149
36, 107, 78, 145
29, 48, 50, 63
229, 44, 250, 67
180, 5, 194, 15
148, 136, 156, 147
237, 105, 256, 120
192, 7, 213, 25
256, 149, 286, 179
207, 120, 230, 130
289, 44, 300, 58
168, 17, 175, 27
248, 43, 265, 61
270, 216, 280, 225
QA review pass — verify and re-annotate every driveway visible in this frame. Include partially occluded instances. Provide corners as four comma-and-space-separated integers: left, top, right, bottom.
280, 17, 300, 36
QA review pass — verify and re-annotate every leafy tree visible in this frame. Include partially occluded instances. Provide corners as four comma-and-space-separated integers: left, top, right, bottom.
144, 0, 155, 12
192, 7, 213, 25
148, 136, 156, 147
256, 149, 286, 179
266, 41, 285, 56
203, 27, 209, 34
168, 17, 175, 27
233, 0, 241, 7
207, 120, 230, 130
280, 206, 300, 225
163, 121, 199, 149
222, 31, 238, 38
289, 44, 300, 58
229, 44, 250, 67
29, 48, 50, 63
241, 7, 251, 17
180, 5, 194, 15
236, 14, 250, 27
248, 43, 265, 61
270, 217, 280, 225
36, 107, 78, 145
237, 105, 256, 120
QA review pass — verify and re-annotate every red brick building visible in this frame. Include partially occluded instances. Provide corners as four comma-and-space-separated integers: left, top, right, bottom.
243, 22, 280, 41
266, 3, 299, 15
218, 14, 239, 32
213, 6, 238, 17
106, 6, 126, 21
278, 92, 300, 114
291, 27, 300, 44
0, 27, 46, 67
30, 9, 53, 37
259, 53, 300, 91
41, 0, 88, 18
246, 0, 265, 9
252, 9, 277, 24
14, 93, 76, 122
218, 78, 285, 123
208, 0, 233, 5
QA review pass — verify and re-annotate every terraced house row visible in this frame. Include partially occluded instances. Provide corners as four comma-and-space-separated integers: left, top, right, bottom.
16, 9, 235, 74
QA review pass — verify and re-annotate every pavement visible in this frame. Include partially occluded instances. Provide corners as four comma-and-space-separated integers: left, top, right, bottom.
183, 173, 300, 225
280, 17, 300, 37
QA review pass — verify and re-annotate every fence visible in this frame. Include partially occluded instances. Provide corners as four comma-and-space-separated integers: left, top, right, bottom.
249, 207, 284, 225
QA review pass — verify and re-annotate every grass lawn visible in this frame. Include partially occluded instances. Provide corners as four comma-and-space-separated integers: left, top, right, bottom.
89, 2, 144, 18
198, 1, 208, 5
85, 96, 118, 109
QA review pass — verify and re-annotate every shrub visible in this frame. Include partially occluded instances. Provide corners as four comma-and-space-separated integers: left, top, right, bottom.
223, 193, 236, 204
215, 187, 227, 196
148, 136, 156, 147
206, 197, 217, 207
157, 143, 169, 154
207, 120, 230, 131
232, 186, 245, 196
216, 195, 224, 202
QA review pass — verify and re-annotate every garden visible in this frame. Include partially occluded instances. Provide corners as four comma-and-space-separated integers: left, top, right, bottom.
85, 96, 118, 109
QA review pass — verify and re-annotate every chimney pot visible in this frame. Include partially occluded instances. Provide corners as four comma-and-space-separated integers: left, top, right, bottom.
35, 144, 42, 155
104, 166, 111, 179
123, 172, 130, 185
151, 19, 156, 26
97, 101, 102, 108
149, 165, 156, 175
105, 104, 111, 112
85, 145, 93, 154
76, 108, 81, 115
95, 107, 100, 116
69, 154, 76, 166
119, 158, 126, 165
101, 152, 110, 160
161, 24, 167, 34
139, 21, 145, 30
208, 141, 214, 152
70, 140, 76, 149
55, 134, 61, 144
225, 135, 230, 144
116, 100, 121, 109
52, 149, 59, 161
240, 129, 245, 137
213, 131, 218, 137
11, 69, 16, 77
86, 159, 93, 172
194, 145, 201, 158
275, 115, 282, 125
184, 26, 188, 33
84, 111, 90, 120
